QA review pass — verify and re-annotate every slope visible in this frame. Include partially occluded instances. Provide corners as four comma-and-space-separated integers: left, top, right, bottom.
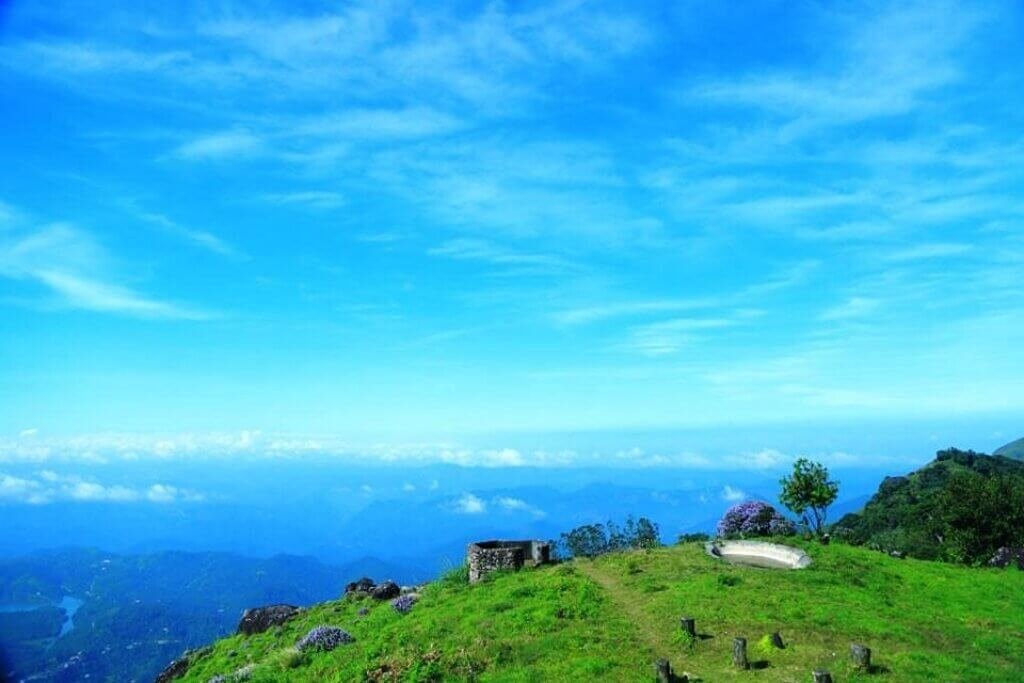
176, 542, 1024, 682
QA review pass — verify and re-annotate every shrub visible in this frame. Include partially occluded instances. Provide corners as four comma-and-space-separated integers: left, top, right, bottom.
392, 594, 418, 614
439, 561, 470, 586
559, 516, 662, 558
295, 626, 354, 652
677, 532, 711, 544
717, 501, 794, 538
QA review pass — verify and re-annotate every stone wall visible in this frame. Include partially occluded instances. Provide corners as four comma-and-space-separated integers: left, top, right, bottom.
467, 540, 551, 583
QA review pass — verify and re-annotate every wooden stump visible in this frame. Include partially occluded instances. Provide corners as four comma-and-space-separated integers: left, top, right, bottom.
851, 643, 872, 670
680, 616, 696, 639
770, 632, 785, 649
812, 670, 833, 683
655, 658, 672, 683
732, 637, 749, 669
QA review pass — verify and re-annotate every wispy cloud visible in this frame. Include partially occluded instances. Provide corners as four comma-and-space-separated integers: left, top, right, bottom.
820, 297, 880, 321
175, 130, 263, 160
135, 210, 243, 259
428, 239, 578, 275
0, 217, 211, 319
693, 1, 986, 134
552, 298, 717, 326
261, 191, 345, 210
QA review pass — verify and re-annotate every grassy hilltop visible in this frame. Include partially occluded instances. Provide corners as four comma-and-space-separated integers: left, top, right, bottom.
177, 542, 1024, 682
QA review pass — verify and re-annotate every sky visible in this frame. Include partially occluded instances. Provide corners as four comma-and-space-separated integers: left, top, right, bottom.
1, 0, 1023, 469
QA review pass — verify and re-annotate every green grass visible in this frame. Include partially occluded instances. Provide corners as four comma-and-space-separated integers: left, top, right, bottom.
179, 543, 1024, 681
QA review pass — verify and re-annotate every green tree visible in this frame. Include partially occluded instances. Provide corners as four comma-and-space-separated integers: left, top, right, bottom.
779, 458, 839, 536
939, 472, 1024, 564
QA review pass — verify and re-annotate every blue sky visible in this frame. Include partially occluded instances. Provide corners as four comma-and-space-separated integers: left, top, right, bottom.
1, 0, 1022, 466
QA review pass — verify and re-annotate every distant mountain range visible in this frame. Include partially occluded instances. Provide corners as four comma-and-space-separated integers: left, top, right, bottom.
0, 548, 402, 682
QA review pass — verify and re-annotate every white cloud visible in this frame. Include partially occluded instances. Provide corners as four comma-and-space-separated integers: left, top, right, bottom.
402, 482, 416, 492
68, 481, 139, 502
0, 473, 49, 504
19, 428, 38, 437
0, 470, 200, 504
453, 492, 486, 514
494, 496, 545, 518
721, 485, 746, 502
0, 432, 902, 471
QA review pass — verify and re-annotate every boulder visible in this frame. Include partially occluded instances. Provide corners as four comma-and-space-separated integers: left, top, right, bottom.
989, 547, 1024, 569
237, 604, 300, 635
344, 577, 376, 594
371, 580, 400, 600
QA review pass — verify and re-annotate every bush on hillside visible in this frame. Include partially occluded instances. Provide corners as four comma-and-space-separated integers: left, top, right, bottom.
296, 626, 354, 652
717, 501, 795, 538
391, 594, 418, 614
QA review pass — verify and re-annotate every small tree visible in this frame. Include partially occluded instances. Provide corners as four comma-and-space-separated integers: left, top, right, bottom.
779, 458, 839, 536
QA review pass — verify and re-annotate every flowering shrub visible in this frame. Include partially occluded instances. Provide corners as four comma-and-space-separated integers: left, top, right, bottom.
295, 626, 354, 652
391, 593, 419, 614
717, 501, 794, 538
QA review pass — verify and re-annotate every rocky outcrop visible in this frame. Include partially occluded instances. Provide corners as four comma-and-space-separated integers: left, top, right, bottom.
154, 646, 211, 683
236, 604, 300, 635
371, 580, 400, 600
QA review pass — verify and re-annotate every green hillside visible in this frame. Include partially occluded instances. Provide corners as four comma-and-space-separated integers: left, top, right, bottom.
173, 542, 1024, 682
994, 436, 1024, 460
834, 448, 1024, 561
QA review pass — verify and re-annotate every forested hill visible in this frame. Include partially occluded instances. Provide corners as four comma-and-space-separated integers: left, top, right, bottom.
834, 448, 1024, 562
994, 436, 1024, 460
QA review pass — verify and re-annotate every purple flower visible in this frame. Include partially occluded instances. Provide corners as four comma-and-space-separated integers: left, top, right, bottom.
391, 593, 418, 614
717, 501, 794, 538
296, 626, 354, 652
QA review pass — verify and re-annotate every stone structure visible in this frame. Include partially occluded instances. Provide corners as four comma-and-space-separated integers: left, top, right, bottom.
467, 539, 551, 583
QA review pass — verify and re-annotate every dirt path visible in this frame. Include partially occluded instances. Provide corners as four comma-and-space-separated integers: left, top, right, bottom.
577, 560, 679, 664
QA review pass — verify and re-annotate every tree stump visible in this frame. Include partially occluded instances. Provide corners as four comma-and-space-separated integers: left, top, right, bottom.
732, 637, 749, 669
655, 658, 672, 682
812, 670, 833, 683
680, 616, 696, 639
851, 643, 872, 670
770, 631, 785, 649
